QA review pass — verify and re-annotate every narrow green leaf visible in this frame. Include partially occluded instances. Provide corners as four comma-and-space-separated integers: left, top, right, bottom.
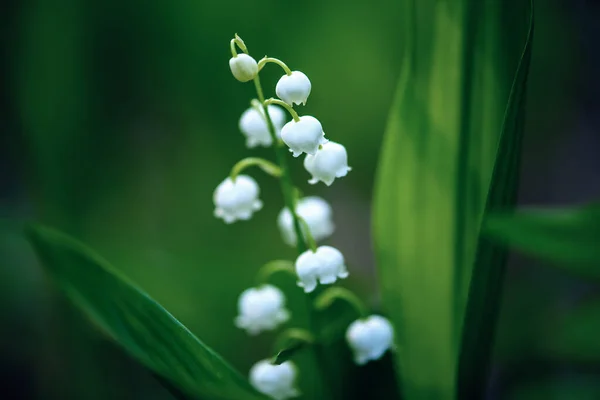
273, 338, 311, 365
483, 203, 600, 267
457, 3, 534, 398
26, 225, 267, 400
272, 328, 315, 365
372, 1, 532, 399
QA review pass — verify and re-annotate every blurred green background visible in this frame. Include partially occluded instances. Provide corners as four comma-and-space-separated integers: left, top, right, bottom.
0, 0, 599, 398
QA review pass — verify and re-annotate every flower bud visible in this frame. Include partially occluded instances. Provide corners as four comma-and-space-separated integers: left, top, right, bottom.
213, 175, 262, 223
280, 116, 327, 157
295, 246, 348, 293
346, 315, 394, 365
303, 141, 351, 186
234, 285, 290, 335
276, 71, 312, 106
249, 360, 300, 400
239, 105, 286, 148
229, 53, 258, 82
277, 196, 334, 247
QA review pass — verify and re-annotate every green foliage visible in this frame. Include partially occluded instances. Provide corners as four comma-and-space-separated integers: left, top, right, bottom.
372, 0, 533, 399
26, 225, 267, 400
507, 379, 600, 400
457, 4, 534, 397
539, 299, 600, 362
483, 203, 600, 267
272, 330, 312, 365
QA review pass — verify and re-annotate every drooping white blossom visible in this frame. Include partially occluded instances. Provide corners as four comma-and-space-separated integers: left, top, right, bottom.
249, 360, 300, 400
234, 285, 290, 335
276, 71, 311, 106
280, 116, 327, 157
239, 105, 287, 148
277, 196, 334, 247
303, 141, 351, 186
213, 175, 262, 223
295, 246, 348, 293
346, 315, 394, 365
229, 53, 259, 82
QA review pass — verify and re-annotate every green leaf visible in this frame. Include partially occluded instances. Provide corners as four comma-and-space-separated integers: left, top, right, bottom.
372, 1, 533, 399
483, 203, 600, 267
457, 3, 534, 398
272, 335, 312, 365
26, 225, 267, 400
538, 299, 600, 362
507, 378, 600, 400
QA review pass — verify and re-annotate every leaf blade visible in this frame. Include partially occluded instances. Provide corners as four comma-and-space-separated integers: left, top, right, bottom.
26, 224, 266, 400
483, 203, 600, 266
457, 3, 535, 396
372, 1, 533, 399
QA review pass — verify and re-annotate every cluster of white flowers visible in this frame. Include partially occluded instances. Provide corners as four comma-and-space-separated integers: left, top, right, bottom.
219, 35, 394, 399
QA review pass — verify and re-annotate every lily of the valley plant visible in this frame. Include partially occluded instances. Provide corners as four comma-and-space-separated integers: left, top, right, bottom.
215, 34, 394, 399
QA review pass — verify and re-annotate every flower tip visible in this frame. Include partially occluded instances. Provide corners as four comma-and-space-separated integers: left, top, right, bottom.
355, 356, 367, 365
337, 270, 349, 279
253, 199, 263, 211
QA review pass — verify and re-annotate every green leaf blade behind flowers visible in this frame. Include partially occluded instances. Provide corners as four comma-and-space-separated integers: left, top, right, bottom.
372, 1, 533, 399
483, 203, 600, 268
26, 225, 267, 400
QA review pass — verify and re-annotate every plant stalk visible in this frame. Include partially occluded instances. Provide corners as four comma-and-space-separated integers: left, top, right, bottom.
253, 74, 333, 399
253, 75, 306, 254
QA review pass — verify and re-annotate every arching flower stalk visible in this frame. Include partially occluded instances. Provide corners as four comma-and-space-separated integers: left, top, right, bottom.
219, 34, 392, 399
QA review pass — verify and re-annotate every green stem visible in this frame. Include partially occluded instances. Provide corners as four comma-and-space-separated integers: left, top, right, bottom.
253, 75, 306, 254
264, 98, 300, 122
257, 57, 293, 75
297, 216, 318, 253
256, 260, 295, 284
230, 157, 282, 181
229, 39, 238, 57
230, 34, 249, 57
275, 328, 316, 349
314, 287, 369, 318
253, 73, 333, 399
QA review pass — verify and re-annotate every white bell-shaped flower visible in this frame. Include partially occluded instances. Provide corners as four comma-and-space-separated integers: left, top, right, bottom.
276, 71, 311, 106
303, 141, 352, 186
229, 53, 258, 82
249, 360, 300, 400
213, 175, 262, 223
234, 285, 290, 335
280, 116, 327, 157
239, 105, 287, 148
295, 246, 348, 293
277, 196, 334, 247
346, 315, 394, 365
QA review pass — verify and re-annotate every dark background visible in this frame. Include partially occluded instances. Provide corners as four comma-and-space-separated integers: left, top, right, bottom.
0, 0, 599, 398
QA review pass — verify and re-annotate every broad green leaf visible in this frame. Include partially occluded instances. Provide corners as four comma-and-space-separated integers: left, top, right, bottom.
372, 1, 533, 399
483, 204, 600, 267
26, 225, 266, 400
